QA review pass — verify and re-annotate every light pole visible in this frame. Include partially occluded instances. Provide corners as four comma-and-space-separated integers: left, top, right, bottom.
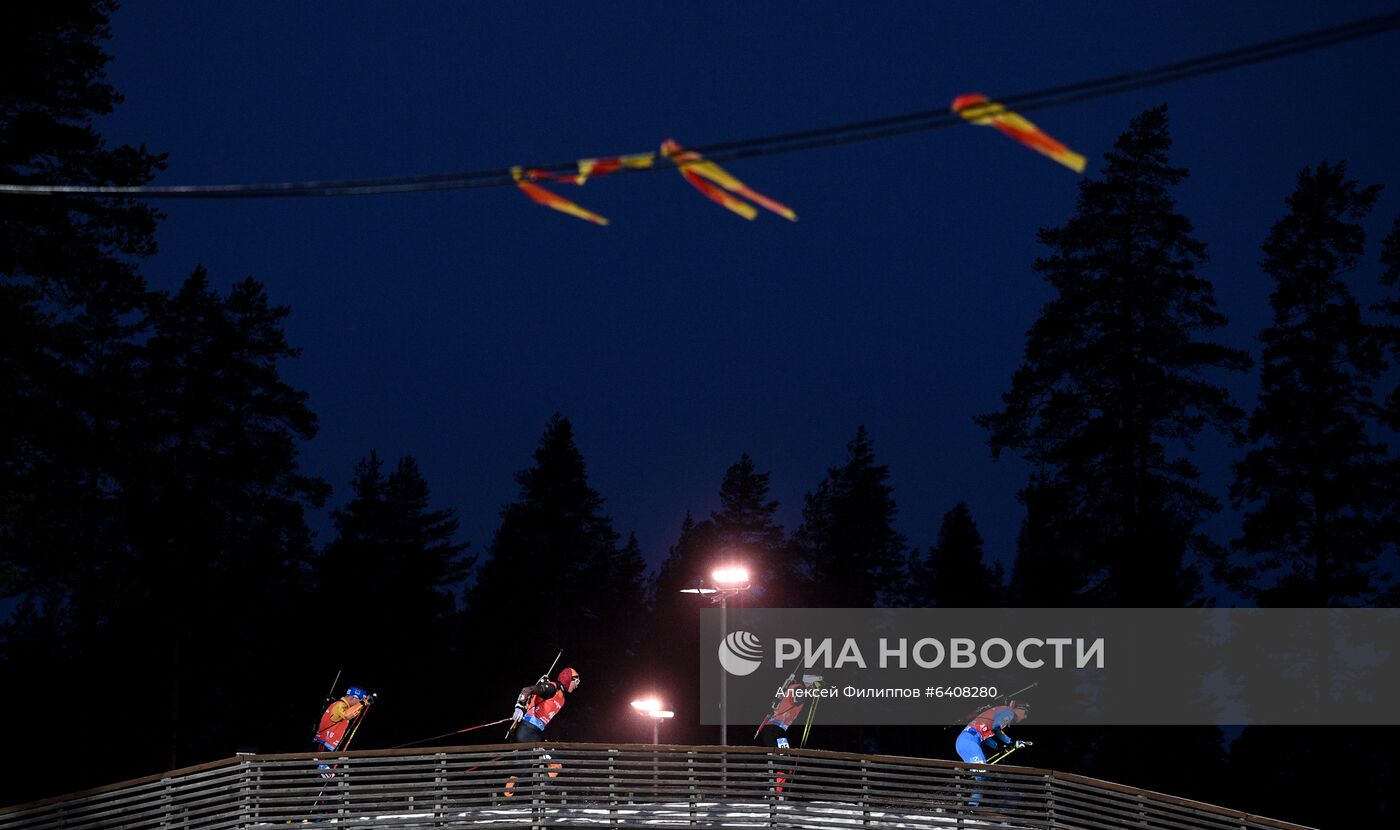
630, 698, 675, 745
682, 564, 751, 745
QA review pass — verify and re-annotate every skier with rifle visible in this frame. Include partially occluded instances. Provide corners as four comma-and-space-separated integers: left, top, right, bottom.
510, 667, 581, 742
955, 699, 1030, 765
311, 686, 375, 752
756, 674, 823, 749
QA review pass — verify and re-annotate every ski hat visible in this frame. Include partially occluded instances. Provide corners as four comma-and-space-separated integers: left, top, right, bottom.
558, 667, 580, 691
346, 686, 371, 702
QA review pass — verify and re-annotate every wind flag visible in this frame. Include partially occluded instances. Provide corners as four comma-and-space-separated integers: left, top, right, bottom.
575, 153, 655, 184
951, 94, 1086, 174
511, 166, 609, 226
660, 139, 797, 221
525, 153, 657, 186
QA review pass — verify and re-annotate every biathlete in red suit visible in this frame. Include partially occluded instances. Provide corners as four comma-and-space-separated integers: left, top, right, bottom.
511, 667, 581, 742
310, 686, 374, 752
758, 674, 822, 748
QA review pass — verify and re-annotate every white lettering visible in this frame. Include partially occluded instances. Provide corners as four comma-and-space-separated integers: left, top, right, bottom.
914, 638, 945, 668
880, 638, 907, 669
1016, 638, 1045, 668
1078, 638, 1105, 669
776, 638, 801, 668
835, 638, 867, 669
980, 638, 1013, 669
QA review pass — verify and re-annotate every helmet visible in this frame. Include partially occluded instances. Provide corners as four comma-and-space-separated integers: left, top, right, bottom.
557, 667, 580, 692
346, 686, 371, 702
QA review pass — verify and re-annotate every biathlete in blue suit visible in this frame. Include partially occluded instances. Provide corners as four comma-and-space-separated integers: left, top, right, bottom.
955, 700, 1029, 764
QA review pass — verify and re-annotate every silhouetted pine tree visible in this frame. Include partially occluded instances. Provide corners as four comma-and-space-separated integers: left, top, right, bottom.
121, 269, 327, 769
647, 513, 719, 745
1006, 479, 1091, 605
465, 415, 645, 740
792, 426, 906, 607
1226, 162, 1392, 607
1377, 218, 1400, 428
318, 451, 471, 744
1, 0, 166, 599
977, 106, 1249, 607
906, 502, 1003, 607
709, 453, 794, 606
1, 1, 169, 801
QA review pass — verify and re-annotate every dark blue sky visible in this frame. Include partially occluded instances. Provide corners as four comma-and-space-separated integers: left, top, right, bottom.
98, 2, 1400, 579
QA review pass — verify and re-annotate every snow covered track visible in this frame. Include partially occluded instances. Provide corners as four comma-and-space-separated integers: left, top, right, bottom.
0, 744, 1311, 830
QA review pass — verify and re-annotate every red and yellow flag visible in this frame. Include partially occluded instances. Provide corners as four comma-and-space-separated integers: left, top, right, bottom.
511, 166, 609, 226
575, 153, 655, 184
660, 139, 797, 221
951, 94, 1086, 174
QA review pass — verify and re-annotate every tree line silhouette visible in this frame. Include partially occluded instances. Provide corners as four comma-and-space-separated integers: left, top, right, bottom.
3, 3, 1397, 825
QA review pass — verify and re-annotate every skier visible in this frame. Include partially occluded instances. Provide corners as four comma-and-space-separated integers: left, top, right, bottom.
510, 667, 581, 742
757, 674, 823, 749
311, 686, 375, 752
502, 668, 576, 798
955, 700, 1029, 765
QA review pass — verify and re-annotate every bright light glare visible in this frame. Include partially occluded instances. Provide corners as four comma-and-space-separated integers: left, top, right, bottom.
712, 566, 750, 584
631, 698, 662, 712
649, 710, 675, 719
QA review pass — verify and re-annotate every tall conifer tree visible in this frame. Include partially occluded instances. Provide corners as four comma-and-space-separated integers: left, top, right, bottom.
792, 426, 906, 607
906, 502, 1003, 607
647, 513, 717, 745
1226, 162, 1391, 607
467, 415, 644, 738
319, 451, 470, 743
977, 107, 1249, 607
710, 453, 793, 605
1378, 219, 1400, 421
1, 0, 166, 625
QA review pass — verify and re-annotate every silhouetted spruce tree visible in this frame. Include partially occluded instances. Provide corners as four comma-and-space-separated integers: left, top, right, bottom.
1006, 479, 1092, 605
792, 426, 906, 607
1, 0, 165, 609
1, 1, 169, 801
710, 453, 794, 606
465, 415, 644, 740
318, 451, 471, 744
905, 502, 1003, 607
1378, 219, 1400, 427
646, 513, 719, 745
118, 269, 328, 770
977, 106, 1249, 607
1225, 162, 1392, 607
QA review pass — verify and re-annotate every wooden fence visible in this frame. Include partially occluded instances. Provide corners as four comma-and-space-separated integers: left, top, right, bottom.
0, 743, 1315, 830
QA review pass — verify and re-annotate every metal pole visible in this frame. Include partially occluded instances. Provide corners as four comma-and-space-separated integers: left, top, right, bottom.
720, 594, 728, 746
652, 719, 659, 745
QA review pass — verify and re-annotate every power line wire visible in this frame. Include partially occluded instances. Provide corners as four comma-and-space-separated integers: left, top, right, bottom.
3, 10, 1398, 200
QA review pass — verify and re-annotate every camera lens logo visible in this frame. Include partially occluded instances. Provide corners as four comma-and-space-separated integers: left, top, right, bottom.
717, 631, 764, 676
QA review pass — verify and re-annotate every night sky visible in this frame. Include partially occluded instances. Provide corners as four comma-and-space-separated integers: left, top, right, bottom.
96, 1, 1400, 578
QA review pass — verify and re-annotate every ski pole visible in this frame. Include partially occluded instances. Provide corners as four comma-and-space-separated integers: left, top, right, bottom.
506, 649, 563, 740
1000, 682, 1037, 703
799, 687, 821, 749
988, 741, 1032, 765
339, 694, 377, 752
392, 718, 512, 749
